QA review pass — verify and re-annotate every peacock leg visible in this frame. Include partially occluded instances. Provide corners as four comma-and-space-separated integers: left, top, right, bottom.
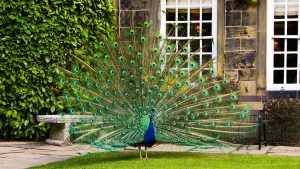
139, 146, 142, 159
145, 146, 148, 159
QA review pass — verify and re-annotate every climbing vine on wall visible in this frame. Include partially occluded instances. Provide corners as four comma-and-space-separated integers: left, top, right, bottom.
0, 0, 116, 140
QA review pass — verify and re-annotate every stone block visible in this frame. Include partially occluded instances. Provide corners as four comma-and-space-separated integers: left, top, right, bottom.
241, 38, 256, 50
239, 81, 257, 95
225, 51, 256, 69
240, 26, 256, 37
225, 69, 238, 82
120, 11, 132, 27
226, 12, 241, 26
120, 0, 149, 10
226, 0, 239, 11
226, 27, 257, 38
242, 11, 257, 26
238, 69, 256, 81
240, 101, 263, 110
225, 38, 240, 51
133, 11, 149, 26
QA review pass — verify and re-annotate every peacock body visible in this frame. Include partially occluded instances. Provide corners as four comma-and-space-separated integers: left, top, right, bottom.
59, 22, 256, 158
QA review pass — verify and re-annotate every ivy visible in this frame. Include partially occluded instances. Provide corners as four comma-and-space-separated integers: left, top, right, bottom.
0, 0, 116, 140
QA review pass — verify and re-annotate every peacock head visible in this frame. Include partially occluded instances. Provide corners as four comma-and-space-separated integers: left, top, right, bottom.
150, 108, 156, 119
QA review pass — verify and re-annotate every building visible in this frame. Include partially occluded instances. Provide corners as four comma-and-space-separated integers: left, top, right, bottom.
113, 0, 300, 110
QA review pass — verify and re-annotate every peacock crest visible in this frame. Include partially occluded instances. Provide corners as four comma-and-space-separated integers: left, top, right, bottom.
58, 21, 256, 157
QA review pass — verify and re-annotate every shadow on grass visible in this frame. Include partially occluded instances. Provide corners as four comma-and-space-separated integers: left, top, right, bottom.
33, 152, 210, 169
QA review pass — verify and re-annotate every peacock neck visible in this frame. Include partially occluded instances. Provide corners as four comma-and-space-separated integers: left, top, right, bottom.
143, 117, 155, 143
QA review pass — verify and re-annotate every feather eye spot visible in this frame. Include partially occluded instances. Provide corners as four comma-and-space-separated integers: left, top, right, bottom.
129, 29, 135, 35
99, 42, 104, 47
120, 78, 125, 84
104, 55, 110, 60
150, 76, 155, 81
107, 79, 113, 85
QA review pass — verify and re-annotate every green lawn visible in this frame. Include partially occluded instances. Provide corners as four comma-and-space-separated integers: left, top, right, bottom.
30, 152, 300, 169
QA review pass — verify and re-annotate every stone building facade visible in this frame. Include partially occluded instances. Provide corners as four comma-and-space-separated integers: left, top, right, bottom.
113, 0, 300, 109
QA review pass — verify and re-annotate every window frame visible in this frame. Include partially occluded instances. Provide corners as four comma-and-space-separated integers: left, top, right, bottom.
266, 0, 300, 91
160, 0, 218, 73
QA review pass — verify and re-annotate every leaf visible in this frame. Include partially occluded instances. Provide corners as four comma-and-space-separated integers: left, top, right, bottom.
24, 120, 29, 126
50, 106, 55, 113
45, 57, 50, 63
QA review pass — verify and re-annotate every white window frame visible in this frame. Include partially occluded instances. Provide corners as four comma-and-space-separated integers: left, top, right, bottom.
160, 0, 218, 72
266, 0, 300, 91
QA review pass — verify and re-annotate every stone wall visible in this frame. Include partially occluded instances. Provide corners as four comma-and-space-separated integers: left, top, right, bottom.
118, 0, 160, 40
224, 0, 257, 96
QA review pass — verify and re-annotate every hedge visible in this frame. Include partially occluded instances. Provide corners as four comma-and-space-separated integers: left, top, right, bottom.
0, 0, 116, 140
267, 98, 300, 145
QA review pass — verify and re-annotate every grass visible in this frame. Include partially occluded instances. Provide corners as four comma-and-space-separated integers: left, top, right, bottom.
30, 152, 300, 169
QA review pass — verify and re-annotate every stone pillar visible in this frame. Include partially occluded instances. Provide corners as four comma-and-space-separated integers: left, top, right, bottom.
224, 0, 257, 96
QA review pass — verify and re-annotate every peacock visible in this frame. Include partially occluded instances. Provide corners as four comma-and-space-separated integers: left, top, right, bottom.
58, 21, 257, 159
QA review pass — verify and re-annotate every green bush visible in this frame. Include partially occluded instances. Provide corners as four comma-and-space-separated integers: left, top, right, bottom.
266, 98, 300, 145
0, 0, 116, 140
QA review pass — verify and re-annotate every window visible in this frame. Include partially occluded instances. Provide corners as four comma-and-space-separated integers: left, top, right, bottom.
160, 0, 217, 75
267, 0, 300, 90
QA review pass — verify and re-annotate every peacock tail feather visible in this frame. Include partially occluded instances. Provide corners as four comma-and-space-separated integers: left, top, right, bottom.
59, 21, 257, 151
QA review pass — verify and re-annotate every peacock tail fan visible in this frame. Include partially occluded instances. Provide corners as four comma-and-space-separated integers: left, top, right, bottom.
58, 21, 257, 151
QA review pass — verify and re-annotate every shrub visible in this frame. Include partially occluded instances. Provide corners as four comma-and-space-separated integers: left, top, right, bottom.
0, 0, 116, 140
266, 98, 300, 145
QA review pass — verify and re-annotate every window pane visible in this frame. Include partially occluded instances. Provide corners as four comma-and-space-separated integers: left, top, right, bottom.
178, 23, 187, 37
274, 70, 284, 84
287, 21, 298, 35
166, 24, 176, 37
274, 5, 285, 19
190, 40, 200, 52
178, 9, 188, 21
166, 55, 176, 68
202, 9, 212, 20
191, 0, 200, 5
203, 0, 212, 5
192, 55, 200, 65
287, 70, 297, 84
274, 22, 285, 35
274, 38, 284, 51
167, 0, 176, 6
287, 54, 298, 67
178, 40, 188, 51
190, 23, 200, 36
191, 9, 200, 21
274, 54, 284, 67
166, 40, 177, 52
166, 9, 176, 21
287, 39, 298, 51
179, 55, 188, 68
178, 0, 188, 6
287, 3, 298, 18
202, 23, 212, 36
202, 39, 212, 52
202, 55, 212, 65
